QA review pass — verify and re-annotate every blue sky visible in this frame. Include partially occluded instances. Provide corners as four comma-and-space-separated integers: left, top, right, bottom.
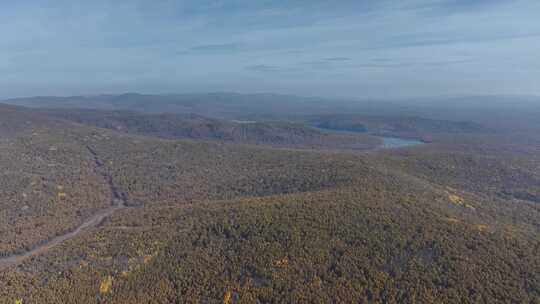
1, 0, 539, 98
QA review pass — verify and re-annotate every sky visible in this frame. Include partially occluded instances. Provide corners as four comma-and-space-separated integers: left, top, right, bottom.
1, 0, 539, 99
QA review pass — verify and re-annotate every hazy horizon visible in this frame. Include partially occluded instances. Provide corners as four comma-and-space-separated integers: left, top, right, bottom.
2, 91, 540, 103
1, 1, 539, 99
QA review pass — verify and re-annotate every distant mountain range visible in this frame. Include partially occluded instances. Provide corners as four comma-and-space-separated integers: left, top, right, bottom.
3, 93, 539, 130
1, 93, 352, 118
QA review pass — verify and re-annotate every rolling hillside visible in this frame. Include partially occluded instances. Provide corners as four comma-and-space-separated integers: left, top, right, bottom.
0, 103, 538, 303
307, 114, 489, 140
41, 109, 381, 150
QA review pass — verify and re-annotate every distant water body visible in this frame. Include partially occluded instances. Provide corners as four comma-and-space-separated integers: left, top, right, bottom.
380, 136, 425, 148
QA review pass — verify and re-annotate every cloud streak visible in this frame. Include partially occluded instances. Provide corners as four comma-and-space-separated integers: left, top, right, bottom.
246, 64, 280, 72
179, 43, 241, 55
325, 57, 352, 61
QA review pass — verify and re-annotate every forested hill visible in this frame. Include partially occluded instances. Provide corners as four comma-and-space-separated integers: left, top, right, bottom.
307, 114, 489, 136
41, 108, 381, 150
0, 102, 539, 303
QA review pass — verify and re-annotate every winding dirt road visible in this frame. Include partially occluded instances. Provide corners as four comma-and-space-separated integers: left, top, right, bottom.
0, 146, 128, 271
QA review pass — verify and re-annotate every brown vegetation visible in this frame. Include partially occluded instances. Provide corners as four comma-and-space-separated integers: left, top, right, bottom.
0, 103, 539, 303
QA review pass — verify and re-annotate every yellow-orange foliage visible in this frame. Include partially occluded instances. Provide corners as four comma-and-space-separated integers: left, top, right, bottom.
99, 276, 113, 295
143, 255, 153, 264
223, 291, 232, 304
475, 224, 489, 232
448, 194, 464, 205
274, 257, 289, 267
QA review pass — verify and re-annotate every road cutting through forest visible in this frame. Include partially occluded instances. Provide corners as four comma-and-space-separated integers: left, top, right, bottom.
0, 146, 128, 271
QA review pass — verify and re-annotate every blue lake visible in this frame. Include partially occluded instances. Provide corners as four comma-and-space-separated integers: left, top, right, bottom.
380, 136, 425, 148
